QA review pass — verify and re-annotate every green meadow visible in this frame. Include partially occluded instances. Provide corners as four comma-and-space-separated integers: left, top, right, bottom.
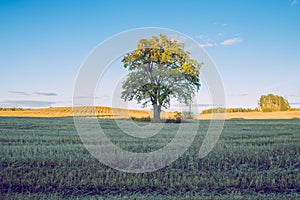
0, 117, 299, 199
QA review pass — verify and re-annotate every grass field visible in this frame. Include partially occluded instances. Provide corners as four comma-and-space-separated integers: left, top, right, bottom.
0, 117, 299, 199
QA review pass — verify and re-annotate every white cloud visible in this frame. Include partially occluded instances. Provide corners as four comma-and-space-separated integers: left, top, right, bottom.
220, 37, 243, 46
291, 0, 298, 5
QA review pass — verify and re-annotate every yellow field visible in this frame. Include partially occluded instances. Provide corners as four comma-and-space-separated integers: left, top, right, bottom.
0, 106, 175, 119
197, 111, 300, 120
1, 107, 300, 119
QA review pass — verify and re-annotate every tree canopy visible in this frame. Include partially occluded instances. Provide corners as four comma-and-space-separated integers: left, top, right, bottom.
258, 94, 290, 112
121, 34, 201, 120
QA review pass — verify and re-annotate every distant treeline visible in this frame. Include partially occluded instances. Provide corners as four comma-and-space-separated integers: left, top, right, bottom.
201, 107, 259, 114
289, 108, 300, 111
0, 107, 25, 111
201, 94, 300, 114
201, 107, 300, 114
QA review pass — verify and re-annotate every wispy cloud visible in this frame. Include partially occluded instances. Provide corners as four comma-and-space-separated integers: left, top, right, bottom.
196, 33, 243, 48
170, 34, 187, 43
212, 22, 228, 27
8, 91, 58, 96
195, 34, 217, 48
291, 0, 298, 6
0, 100, 55, 108
34, 92, 58, 96
221, 37, 243, 46
8, 91, 30, 96
199, 43, 217, 48
195, 34, 214, 42
290, 102, 300, 105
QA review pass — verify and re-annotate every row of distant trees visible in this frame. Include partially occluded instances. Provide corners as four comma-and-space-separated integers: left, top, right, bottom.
202, 94, 299, 114
0, 108, 24, 111
201, 107, 259, 114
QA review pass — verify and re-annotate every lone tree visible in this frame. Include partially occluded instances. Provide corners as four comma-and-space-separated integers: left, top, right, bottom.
258, 94, 290, 112
121, 34, 201, 120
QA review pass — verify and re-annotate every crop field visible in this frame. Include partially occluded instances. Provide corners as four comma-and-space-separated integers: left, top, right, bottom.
0, 117, 299, 199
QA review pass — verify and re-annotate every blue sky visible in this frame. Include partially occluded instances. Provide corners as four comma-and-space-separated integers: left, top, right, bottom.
1, 0, 300, 111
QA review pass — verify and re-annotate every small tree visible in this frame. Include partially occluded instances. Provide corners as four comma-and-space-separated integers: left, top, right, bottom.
258, 94, 290, 112
121, 34, 201, 121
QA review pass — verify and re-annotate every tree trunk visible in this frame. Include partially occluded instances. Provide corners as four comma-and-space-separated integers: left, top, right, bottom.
153, 104, 161, 121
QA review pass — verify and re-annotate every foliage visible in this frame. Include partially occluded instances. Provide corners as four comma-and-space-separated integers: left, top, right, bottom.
201, 94, 295, 114
201, 107, 225, 114
0, 107, 25, 111
201, 107, 258, 114
258, 94, 290, 112
130, 117, 151, 122
181, 111, 193, 119
166, 111, 182, 123
289, 107, 300, 111
0, 117, 299, 198
121, 34, 201, 120
131, 112, 186, 123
